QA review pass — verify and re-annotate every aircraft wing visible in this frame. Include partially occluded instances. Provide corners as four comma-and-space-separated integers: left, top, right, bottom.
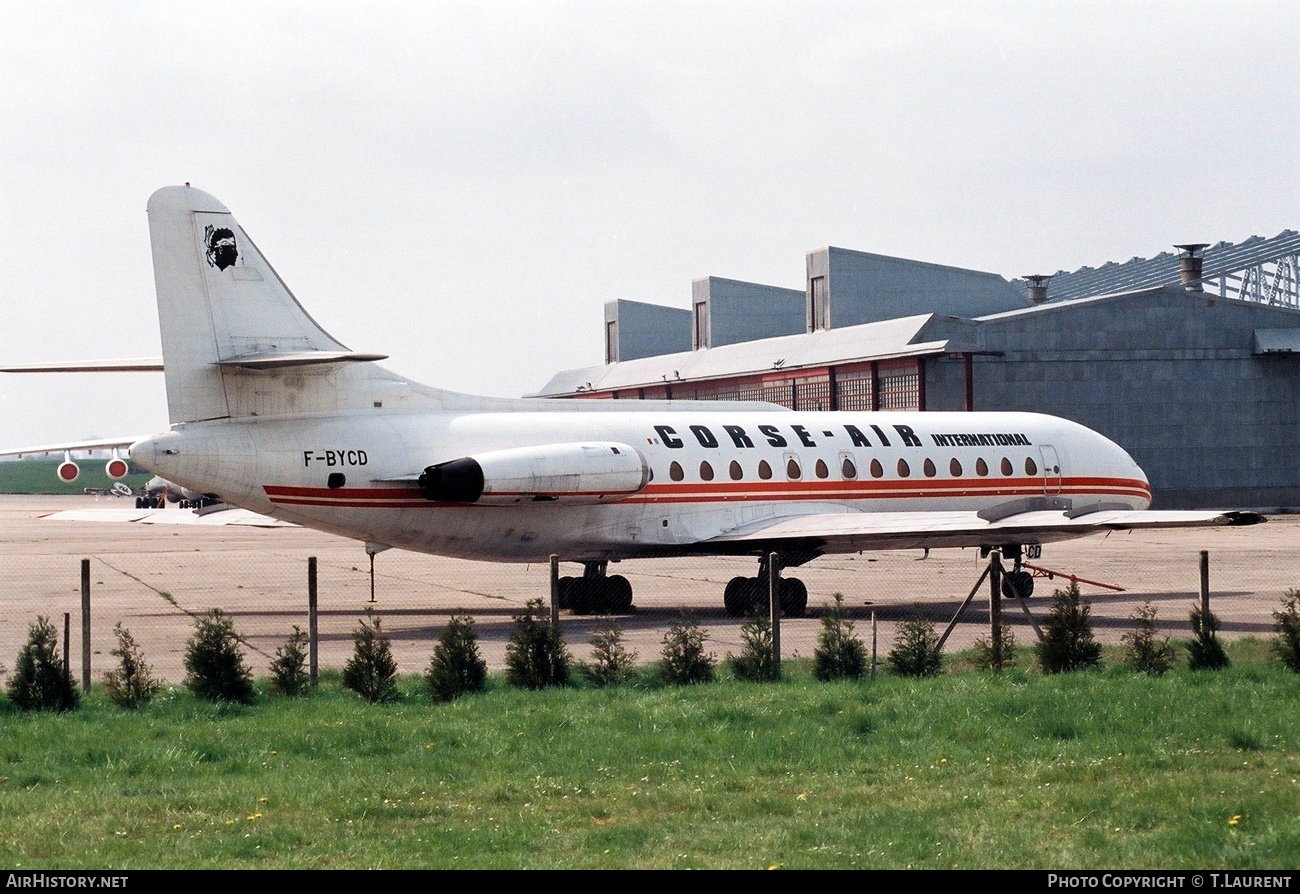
39, 504, 296, 527
0, 436, 147, 457
706, 506, 1265, 554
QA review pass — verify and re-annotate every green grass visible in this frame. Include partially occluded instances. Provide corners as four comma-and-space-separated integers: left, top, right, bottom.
0, 459, 152, 495
1, 640, 1298, 869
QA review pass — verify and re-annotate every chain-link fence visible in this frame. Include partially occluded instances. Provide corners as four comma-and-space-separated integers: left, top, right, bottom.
2, 495, 1296, 689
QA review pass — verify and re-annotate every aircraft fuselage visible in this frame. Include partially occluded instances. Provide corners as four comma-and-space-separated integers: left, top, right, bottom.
130, 406, 1149, 563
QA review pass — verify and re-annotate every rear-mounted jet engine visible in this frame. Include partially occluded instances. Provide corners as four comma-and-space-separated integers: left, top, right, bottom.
418, 442, 650, 504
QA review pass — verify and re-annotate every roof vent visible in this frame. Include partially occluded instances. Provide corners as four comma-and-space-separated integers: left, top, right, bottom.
1174, 244, 1209, 292
1023, 274, 1051, 304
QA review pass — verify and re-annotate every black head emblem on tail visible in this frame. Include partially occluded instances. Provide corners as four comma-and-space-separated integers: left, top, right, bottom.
204, 225, 239, 270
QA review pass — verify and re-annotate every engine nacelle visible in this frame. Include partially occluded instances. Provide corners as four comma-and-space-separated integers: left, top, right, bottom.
57, 454, 80, 483
419, 442, 649, 504
105, 454, 129, 480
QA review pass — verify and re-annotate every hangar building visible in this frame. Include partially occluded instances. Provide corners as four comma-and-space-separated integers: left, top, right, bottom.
535, 233, 1300, 510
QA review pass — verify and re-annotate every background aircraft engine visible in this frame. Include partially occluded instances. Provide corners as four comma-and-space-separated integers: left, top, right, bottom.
419, 442, 650, 504
57, 452, 79, 483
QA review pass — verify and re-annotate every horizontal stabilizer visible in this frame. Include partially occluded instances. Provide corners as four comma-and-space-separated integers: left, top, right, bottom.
1, 359, 164, 373
217, 350, 389, 370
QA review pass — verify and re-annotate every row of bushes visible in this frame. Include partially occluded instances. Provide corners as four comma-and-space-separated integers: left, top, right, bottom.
7, 584, 1300, 711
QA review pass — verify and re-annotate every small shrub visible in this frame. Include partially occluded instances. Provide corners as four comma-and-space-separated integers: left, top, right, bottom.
8, 615, 79, 712
343, 609, 399, 703
888, 607, 942, 677
1122, 602, 1175, 676
1187, 603, 1230, 671
580, 615, 637, 687
730, 609, 779, 682
1272, 590, 1300, 673
973, 621, 1017, 673
813, 593, 867, 681
505, 598, 570, 689
1035, 580, 1102, 674
183, 608, 254, 704
102, 623, 161, 708
269, 626, 311, 697
660, 611, 716, 685
426, 613, 488, 701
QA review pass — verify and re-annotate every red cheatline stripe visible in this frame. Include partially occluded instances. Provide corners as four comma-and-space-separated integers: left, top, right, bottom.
263, 476, 1149, 508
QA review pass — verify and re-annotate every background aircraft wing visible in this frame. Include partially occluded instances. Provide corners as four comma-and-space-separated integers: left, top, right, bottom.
0, 436, 145, 457
705, 506, 1265, 554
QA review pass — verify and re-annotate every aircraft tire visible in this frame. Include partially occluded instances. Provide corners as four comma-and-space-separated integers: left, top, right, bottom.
606, 575, 634, 614
724, 577, 750, 616
556, 576, 576, 610
569, 580, 596, 615
780, 578, 808, 617
1001, 571, 1034, 600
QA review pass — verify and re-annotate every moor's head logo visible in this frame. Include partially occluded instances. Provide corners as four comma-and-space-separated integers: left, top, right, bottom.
204, 225, 239, 270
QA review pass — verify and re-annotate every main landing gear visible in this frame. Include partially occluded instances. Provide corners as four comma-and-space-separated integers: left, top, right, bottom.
723, 554, 808, 618
557, 561, 634, 615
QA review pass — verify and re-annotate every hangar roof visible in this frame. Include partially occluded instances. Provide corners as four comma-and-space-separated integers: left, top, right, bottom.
532, 313, 981, 397
1015, 229, 1300, 303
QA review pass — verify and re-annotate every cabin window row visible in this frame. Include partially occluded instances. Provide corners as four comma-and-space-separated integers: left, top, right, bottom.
665, 455, 1041, 482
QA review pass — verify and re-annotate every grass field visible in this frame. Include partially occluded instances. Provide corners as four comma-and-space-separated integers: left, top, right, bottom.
0, 459, 152, 496
0, 639, 1297, 869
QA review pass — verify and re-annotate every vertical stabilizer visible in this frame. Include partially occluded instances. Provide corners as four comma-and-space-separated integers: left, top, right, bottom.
147, 185, 354, 424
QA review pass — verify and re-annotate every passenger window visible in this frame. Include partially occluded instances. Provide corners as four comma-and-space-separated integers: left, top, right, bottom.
870, 458, 884, 478
1025, 457, 1038, 476
923, 458, 936, 478
842, 457, 857, 479
815, 459, 829, 479
1000, 457, 1013, 476
669, 461, 684, 482
976, 458, 988, 476
758, 460, 773, 480
787, 458, 801, 480
700, 461, 714, 481
729, 460, 743, 481
950, 458, 962, 477
897, 458, 910, 478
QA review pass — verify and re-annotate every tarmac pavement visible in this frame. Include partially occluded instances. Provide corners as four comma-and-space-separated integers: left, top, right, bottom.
0, 494, 1295, 687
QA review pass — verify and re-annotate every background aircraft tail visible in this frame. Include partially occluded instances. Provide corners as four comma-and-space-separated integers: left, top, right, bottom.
147, 185, 390, 424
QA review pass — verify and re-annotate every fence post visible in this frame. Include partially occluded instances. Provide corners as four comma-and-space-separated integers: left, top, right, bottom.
63, 612, 71, 679
989, 550, 1003, 650
308, 556, 318, 687
768, 552, 781, 676
870, 609, 877, 680
549, 555, 559, 627
80, 558, 91, 692
1200, 550, 1210, 618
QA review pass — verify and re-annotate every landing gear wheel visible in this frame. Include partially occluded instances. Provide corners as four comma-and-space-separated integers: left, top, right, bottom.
569, 580, 595, 615
556, 576, 577, 610
780, 578, 808, 617
725, 576, 763, 617
606, 575, 633, 614
1001, 570, 1034, 599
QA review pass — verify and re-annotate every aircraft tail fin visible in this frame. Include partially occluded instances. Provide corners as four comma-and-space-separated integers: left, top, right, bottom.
147, 185, 388, 424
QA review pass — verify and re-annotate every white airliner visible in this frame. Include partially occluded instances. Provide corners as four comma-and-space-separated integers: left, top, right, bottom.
2, 186, 1263, 615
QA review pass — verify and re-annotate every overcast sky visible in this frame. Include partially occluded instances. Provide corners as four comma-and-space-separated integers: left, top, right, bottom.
2, 1, 1297, 448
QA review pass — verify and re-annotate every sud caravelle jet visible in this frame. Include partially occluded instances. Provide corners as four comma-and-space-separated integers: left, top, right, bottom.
3, 186, 1265, 616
